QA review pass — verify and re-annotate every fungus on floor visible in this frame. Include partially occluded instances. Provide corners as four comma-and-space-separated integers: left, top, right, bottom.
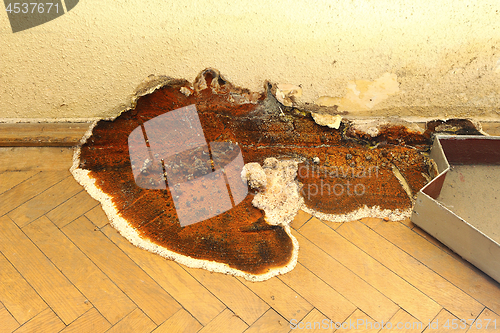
71, 68, 475, 281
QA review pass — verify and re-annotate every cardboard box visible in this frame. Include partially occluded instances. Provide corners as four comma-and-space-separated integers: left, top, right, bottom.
411, 135, 500, 283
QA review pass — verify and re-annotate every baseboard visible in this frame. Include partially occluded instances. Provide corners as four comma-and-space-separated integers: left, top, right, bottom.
0, 123, 92, 147
480, 122, 500, 136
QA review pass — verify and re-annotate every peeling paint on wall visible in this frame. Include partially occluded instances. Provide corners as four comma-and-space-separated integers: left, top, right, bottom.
316, 73, 400, 112
275, 84, 303, 107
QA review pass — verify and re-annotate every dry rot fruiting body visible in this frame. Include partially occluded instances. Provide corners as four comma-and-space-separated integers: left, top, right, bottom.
75, 70, 446, 278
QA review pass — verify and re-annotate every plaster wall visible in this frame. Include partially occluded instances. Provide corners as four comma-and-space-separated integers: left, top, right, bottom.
0, 0, 499, 121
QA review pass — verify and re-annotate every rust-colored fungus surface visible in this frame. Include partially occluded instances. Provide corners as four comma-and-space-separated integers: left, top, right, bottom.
72, 69, 474, 280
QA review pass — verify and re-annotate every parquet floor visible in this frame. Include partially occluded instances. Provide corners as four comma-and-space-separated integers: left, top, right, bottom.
0, 147, 499, 333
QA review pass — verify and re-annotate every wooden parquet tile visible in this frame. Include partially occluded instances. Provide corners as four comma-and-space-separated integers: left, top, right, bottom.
0, 216, 90, 325
0, 171, 37, 195
340, 309, 381, 333
242, 309, 289, 333
467, 308, 500, 332
101, 224, 225, 326
0, 253, 47, 325
422, 309, 469, 333
11, 308, 66, 333
104, 308, 156, 333
238, 275, 313, 321
301, 219, 442, 323
293, 231, 399, 323
291, 308, 336, 333
151, 309, 202, 333
58, 308, 111, 333
1, 147, 499, 332
384, 309, 426, 333
8, 176, 82, 227
84, 205, 110, 229
46, 191, 99, 228
278, 262, 356, 323
366, 219, 500, 315
336, 221, 484, 320
23, 216, 136, 325
0, 303, 20, 333
183, 266, 269, 325
0, 171, 68, 217
61, 217, 181, 325
197, 309, 248, 333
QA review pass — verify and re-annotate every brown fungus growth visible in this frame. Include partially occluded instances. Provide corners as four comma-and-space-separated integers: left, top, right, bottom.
71, 69, 473, 281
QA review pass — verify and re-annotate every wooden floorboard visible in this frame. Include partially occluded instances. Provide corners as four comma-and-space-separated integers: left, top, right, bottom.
0, 147, 73, 171
293, 231, 399, 323
0, 216, 90, 325
58, 308, 111, 333
366, 219, 500, 315
1, 147, 499, 332
23, 216, 136, 325
101, 224, 225, 326
0, 171, 38, 196
243, 309, 289, 333
12, 308, 66, 333
238, 275, 313, 322
8, 176, 82, 228
61, 216, 181, 325
336, 220, 485, 320
278, 262, 356, 323
301, 218, 442, 324
0, 253, 47, 325
0, 303, 20, 333
151, 309, 202, 333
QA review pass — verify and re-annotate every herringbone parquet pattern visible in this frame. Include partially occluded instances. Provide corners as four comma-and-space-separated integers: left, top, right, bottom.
0, 147, 499, 333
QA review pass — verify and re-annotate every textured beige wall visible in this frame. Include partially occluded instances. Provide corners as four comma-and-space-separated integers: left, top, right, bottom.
1, 0, 499, 121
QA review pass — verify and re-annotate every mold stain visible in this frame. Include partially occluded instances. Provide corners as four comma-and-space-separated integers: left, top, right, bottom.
73, 69, 457, 279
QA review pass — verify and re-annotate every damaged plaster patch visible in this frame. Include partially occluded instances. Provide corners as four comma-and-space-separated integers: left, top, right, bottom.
350, 119, 382, 137
315, 73, 400, 112
275, 83, 303, 107
348, 118, 426, 138
311, 112, 342, 129
242, 158, 304, 227
193, 68, 260, 104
